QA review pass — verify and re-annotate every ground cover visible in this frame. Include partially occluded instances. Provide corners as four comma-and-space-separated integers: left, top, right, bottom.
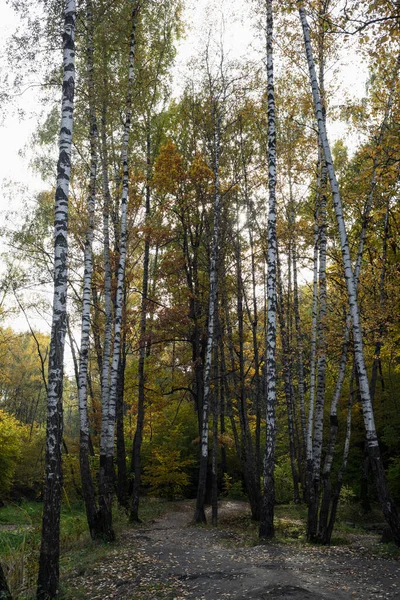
1, 500, 399, 599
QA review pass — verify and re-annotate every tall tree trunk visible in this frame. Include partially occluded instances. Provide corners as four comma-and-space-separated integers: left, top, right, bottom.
292, 232, 307, 453
370, 202, 389, 401
308, 144, 328, 540
240, 127, 262, 491
305, 197, 319, 524
299, 3, 400, 544
194, 94, 222, 524
211, 338, 219, 526
130, 123, 152, 523
116, 315, 128, 508
98, 2, 139, 541
98, 45, 114, 521
37, 2, 76, 598
259, 0, 277, 539
324, 366, 356, 544
78, 0, 101, 540
277, 252, 301, 504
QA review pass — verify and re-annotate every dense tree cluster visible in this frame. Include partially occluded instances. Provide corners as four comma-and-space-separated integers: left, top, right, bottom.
1, 0, 400, 597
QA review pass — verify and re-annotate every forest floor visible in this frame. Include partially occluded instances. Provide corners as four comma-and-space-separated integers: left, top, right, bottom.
61, 500, 400, 600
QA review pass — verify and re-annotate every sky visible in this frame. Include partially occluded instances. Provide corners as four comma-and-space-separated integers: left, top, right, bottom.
0, 0, 368, 338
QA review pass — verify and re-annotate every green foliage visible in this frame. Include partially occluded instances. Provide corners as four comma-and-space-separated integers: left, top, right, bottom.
274, 460, 294, 504
0, 411, 25, 501
222, 474, 247, 500
12, 425, 45, 500
388, 458, 400, 503
339, 484, 356, 505
143, 446, 193, 500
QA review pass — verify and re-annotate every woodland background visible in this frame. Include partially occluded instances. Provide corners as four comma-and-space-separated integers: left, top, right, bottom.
0, 0, 399, 597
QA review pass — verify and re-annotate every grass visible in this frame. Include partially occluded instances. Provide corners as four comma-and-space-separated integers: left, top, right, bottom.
0, 497, 172, 599
0, 500, 99, 599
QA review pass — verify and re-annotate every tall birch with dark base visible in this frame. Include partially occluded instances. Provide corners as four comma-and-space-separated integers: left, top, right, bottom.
98, 1, 139, 541
194, 91, 222, 525
298, 2, 400, 545
37, 2, 76, 598
259, 0, 277, 540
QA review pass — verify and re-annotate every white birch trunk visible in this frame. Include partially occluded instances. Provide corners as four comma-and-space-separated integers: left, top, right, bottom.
77, 0, 101, 540
194, 95, 221, 524
37, 2, 76, 598
259, 0, 277, 539
98, 2, 139, 541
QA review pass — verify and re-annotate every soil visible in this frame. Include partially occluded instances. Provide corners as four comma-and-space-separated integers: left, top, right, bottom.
65, 500, 400, 600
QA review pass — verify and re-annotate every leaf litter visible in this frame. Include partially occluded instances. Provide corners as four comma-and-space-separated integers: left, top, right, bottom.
63, 501, 400, 600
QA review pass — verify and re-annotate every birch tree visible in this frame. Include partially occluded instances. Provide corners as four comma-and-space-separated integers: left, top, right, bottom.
298, 1, 400, 545
37, 1, 76, 598
259, 0, 277, 540
77, 0, 101, 540
194, 75, 223, 525
98, 1, 140, 541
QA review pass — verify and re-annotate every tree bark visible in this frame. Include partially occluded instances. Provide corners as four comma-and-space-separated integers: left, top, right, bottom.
130, 123, 152, 523
194, 91, 222, 524
116, 316, 128, 508
277, 252, 301, 504
260, 0, 277, 539
37, 3, 76, 598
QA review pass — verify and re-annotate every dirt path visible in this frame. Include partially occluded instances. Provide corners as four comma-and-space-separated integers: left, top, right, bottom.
66, 501, 400, 600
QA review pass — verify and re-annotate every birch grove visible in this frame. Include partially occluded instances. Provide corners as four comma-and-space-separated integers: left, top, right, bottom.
1, 2, 400, 595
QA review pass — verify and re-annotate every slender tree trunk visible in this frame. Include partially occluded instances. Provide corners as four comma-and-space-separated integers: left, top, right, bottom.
98, 2, 139, 541
277, 252, 301, 504
305, 198, 319, 524
211, 339, 219, 526
194, 95, 222, 524
292, 238, 307, 452
299, 3, 400, 544
37, 3, 76, 598
130, 124, 151, 523
370, 203, 389, 402
324, 367, 356, 544
259, 0, 277, 539
116, 318, 128, 508
308, 144, 328, 540
241, 129, 262, 491
77, 0, 101, 540
98, 49, 114, 522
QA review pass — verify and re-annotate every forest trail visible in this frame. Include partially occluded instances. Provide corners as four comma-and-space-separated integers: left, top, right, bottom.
65, 501, 400, 600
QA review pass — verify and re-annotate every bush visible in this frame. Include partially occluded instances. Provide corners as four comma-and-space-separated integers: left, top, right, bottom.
274, 460, 294, 504
222, 474, 247, 500
388, 457, 400, 503
143, 448, 193, 500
